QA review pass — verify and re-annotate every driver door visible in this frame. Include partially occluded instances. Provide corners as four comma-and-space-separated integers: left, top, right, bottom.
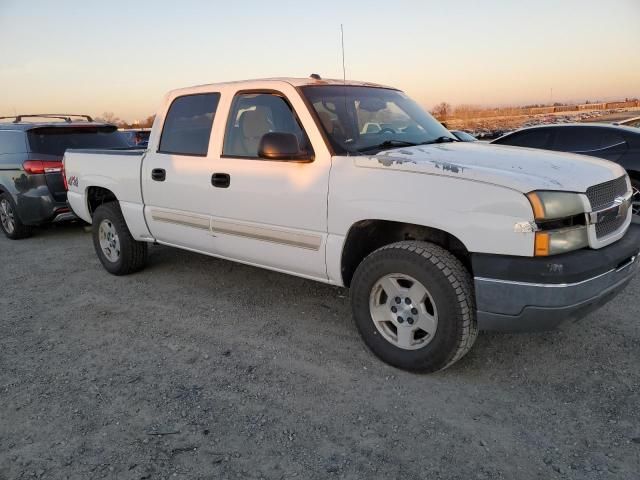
206, 88, 331, 281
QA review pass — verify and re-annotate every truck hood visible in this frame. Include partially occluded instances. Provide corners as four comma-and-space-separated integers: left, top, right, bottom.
353, 142, 626, 193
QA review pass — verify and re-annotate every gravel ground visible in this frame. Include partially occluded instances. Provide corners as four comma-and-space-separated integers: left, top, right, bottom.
1, 224, 639, 480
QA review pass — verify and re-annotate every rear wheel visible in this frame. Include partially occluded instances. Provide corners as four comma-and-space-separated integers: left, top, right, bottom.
0, 193, 32, 240
351, 241, 477, 373
92, 202, 147, 275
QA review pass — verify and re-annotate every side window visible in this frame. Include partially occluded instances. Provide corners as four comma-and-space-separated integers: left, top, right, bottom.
505, 130, 552, 149
159, 93, 220, 156
0, 131, 27, 155
553, 128, 626, 152
595, 130, 627, 151
222, 93, 312, 158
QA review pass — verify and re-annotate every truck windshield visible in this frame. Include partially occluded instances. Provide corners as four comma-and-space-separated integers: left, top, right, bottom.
300, 85, 455, 155
27, 126, 131, 157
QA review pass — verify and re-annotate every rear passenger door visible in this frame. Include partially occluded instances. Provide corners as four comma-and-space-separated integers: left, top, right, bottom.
142, 92, 222, 252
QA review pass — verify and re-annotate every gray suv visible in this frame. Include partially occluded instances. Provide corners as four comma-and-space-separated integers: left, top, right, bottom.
0, 114, 130, 239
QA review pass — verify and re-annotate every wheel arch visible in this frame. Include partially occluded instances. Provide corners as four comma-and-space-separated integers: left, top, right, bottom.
86, 186, 118, 218
340, 219, 471, 287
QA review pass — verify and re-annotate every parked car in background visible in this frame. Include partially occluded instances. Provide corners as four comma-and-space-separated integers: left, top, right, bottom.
618, 116, 640, 128
121, 129, 151, 148
0, 114, 131, 239
492, 123, 640, 220
450, 130, 477, 142
64, 77, 639, 373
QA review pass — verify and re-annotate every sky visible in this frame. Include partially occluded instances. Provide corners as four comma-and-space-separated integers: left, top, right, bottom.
1, 0, 639, 122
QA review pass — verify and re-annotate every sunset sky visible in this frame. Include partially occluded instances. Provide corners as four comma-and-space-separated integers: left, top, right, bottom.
1, 0, 639, 122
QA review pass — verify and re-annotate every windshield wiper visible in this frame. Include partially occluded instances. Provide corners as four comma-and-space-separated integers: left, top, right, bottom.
420, 136, 459, 145
357, 140, 419, 153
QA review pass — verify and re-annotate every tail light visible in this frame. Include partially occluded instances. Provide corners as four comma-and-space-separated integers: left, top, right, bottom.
22, 160, 63, 174
62, 161, 68, 191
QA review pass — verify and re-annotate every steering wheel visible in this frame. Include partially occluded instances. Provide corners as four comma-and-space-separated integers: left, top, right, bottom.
378, 128, 395, 135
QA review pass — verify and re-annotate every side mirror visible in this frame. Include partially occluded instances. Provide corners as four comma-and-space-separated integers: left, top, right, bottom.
258, 132, 313, 162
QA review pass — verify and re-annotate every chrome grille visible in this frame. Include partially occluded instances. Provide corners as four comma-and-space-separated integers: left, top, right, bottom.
586, 176, 628, 211
595, 214, 626, 238
586, 175, 630, 240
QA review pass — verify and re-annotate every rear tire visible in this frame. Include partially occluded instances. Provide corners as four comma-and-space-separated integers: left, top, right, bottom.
351, 241, 477, 373
92, 202, 147, 275
0, 193, 32, 240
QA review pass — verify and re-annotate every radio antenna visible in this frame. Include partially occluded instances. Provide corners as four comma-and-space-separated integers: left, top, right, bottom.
340, 24, 350, 155
340, 24, 346, 84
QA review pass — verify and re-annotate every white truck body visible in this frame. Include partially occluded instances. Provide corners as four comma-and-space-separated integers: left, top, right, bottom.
64, 77, 639, 372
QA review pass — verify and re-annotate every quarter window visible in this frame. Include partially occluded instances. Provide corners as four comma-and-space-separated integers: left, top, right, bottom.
0, 131, 27, 155
222, 93, 312, 158
159, 93, 220, 156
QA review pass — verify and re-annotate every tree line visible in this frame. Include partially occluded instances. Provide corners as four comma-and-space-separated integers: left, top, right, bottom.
94, 112, 155, 129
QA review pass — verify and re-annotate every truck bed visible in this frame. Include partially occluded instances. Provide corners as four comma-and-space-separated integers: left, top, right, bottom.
64, 148, 146, 225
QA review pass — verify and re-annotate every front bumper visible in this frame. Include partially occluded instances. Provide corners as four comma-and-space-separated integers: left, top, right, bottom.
473, 224, 640, 332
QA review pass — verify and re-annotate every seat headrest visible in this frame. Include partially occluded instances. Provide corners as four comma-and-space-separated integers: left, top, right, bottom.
317, 111, 334, 133
241, 108, 271, 139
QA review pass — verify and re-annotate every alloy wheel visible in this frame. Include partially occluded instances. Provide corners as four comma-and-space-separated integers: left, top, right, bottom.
369, 273, 438, 350
0, 199, 15, 234
98, 219, 121, 262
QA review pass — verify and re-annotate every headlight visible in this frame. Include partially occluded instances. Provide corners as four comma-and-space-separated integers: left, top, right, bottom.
527, 191, 588, 256
527, 191, 585, 220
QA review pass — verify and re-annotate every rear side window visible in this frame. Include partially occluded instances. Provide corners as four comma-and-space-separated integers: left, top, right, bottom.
498, 129, 552, 149
27, 126, 130, 156
552, 127, 626, 152
159, 93, 220, 156
0, 130, 27, 154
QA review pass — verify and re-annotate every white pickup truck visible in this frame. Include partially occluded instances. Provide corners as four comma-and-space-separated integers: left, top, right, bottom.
64, 77, 640, 372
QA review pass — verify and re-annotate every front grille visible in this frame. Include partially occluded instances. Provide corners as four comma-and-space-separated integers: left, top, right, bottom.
595, 214, 626, 238
586, 175, 630, 240
586, 175, 628, 211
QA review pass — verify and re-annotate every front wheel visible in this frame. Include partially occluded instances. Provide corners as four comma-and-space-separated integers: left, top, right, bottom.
350, 241, 477, 373
92, 202, 148, 275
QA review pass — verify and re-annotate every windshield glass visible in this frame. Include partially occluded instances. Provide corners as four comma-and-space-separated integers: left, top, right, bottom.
301, 85, 455, 154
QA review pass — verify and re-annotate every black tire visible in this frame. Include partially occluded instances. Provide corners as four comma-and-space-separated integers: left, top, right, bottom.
351, 241, 477, 373
0, 192, 33, 240
92, 202, 147, 275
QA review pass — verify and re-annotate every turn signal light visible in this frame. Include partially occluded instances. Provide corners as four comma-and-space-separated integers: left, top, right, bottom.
527, 192, 546, 220
534, 232, 550, 256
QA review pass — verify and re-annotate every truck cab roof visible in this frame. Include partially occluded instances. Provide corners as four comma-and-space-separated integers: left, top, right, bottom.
166, 77, 396, 98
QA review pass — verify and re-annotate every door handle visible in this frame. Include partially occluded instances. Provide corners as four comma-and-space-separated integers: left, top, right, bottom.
151, 168, 166, 182
211, 173, 230, 188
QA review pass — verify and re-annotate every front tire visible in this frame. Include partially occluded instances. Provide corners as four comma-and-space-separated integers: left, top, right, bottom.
92, 202, 147, 275
351, 241, 477, 373
0, 193, 32, 240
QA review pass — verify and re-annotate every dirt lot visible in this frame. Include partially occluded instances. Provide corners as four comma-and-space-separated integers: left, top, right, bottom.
1, 224, 639, 480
